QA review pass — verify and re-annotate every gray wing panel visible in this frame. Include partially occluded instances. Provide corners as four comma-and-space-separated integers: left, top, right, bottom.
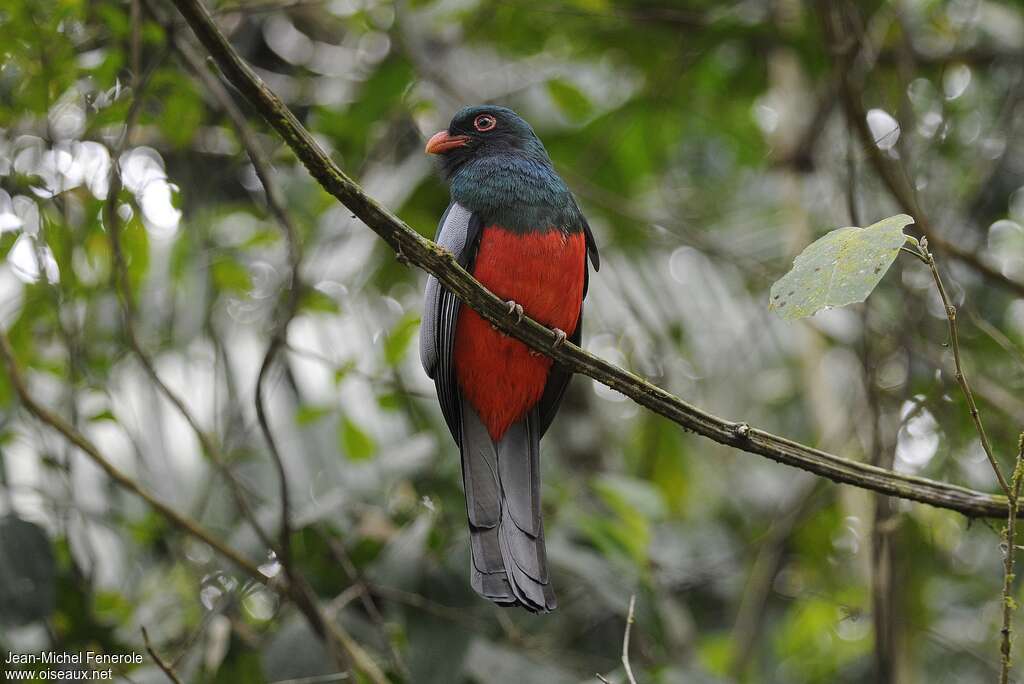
420, 202, 480, 443
419, 202, 474, 378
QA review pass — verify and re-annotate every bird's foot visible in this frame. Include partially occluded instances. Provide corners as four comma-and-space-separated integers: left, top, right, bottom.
505, 300, 524, 323
551, 328, 567, 348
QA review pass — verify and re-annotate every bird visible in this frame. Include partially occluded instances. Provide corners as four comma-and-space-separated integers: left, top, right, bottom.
419, 105, 599, 613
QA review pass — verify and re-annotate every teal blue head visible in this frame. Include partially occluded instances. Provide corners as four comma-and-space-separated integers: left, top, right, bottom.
425, 105, 579, 229
425, 105, 552, 181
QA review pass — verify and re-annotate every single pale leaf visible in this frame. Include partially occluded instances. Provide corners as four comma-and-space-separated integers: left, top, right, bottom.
769, 214, 914, 319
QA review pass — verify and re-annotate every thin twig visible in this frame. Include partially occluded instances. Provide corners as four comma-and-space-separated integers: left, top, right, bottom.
142, 627, 183, 684
1000, 435, 1024, 684
918, 240, 1011, 497
622, 595, 638, 684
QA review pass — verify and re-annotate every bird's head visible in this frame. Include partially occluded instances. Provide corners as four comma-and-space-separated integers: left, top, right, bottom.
425, 105, 549, 180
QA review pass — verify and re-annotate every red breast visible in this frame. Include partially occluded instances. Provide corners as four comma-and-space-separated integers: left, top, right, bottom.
454, 226, 587, 440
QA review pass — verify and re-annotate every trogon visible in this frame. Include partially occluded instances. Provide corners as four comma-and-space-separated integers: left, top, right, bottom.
419, 106, 599, 613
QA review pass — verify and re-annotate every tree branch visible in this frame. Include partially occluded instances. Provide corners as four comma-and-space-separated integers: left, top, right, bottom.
165, 0, 1021, 521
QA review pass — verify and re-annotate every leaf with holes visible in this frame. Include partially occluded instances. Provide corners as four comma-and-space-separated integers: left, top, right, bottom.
769, 214, 914, 319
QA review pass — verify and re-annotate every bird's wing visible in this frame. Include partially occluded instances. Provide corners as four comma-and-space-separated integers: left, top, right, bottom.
536, 308, 583, 436
420, 202, 482, 443
582, 216, 600, 274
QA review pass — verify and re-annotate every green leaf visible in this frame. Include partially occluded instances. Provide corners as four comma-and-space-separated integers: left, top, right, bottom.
87, 409, 117, 423
546, 79, 593, 122
295, 405, 332, 426
378, 392, 400, 411
384, 313, 420, 366
300, 288, 340, 314
92, 590, 134, 623
212, 258, 252, 293
769, 214, 914, 319
0, 516, 56, 625
339, 416, 376, 461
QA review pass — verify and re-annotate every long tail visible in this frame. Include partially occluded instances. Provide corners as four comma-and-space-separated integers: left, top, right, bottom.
459, 401, 556, 613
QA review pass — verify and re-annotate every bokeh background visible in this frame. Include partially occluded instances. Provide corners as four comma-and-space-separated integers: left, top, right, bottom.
3, 0, 1024, 682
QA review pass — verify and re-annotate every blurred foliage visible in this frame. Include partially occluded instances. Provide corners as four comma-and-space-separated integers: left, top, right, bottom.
2, 0, 1024, 682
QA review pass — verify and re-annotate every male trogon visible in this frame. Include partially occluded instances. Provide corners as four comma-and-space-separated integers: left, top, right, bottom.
419, 106, 599, 613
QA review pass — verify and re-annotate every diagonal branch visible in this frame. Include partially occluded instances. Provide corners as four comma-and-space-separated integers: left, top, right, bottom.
167, 0, 1020, 520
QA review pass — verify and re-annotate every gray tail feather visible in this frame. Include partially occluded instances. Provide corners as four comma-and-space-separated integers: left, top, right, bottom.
459, 401, 557, 613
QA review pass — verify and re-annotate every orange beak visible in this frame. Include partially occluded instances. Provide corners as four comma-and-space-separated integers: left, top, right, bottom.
425, 130, 470, 154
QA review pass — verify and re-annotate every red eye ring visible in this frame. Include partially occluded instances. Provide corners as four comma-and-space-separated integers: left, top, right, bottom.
473, 114, 497, 132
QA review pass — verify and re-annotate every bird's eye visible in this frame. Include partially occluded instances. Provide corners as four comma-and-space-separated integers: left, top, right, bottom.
473, 114, 497, 132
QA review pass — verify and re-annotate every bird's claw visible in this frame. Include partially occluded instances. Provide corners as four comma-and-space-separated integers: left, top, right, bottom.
505, 300, 524, 323
551, 328, 567, 348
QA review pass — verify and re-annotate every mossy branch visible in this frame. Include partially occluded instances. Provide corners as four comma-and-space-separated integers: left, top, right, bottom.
167, 0, 1019, 521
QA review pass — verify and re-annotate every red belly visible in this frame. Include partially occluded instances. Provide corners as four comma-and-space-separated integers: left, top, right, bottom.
454, 226, 587, 441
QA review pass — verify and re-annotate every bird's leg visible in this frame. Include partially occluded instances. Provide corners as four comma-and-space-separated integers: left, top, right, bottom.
551, 328, 567, 348
530, 328, 567, 355
395, 245, 410, 265
491, 299, 524, 332
506, 300, 524, 323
